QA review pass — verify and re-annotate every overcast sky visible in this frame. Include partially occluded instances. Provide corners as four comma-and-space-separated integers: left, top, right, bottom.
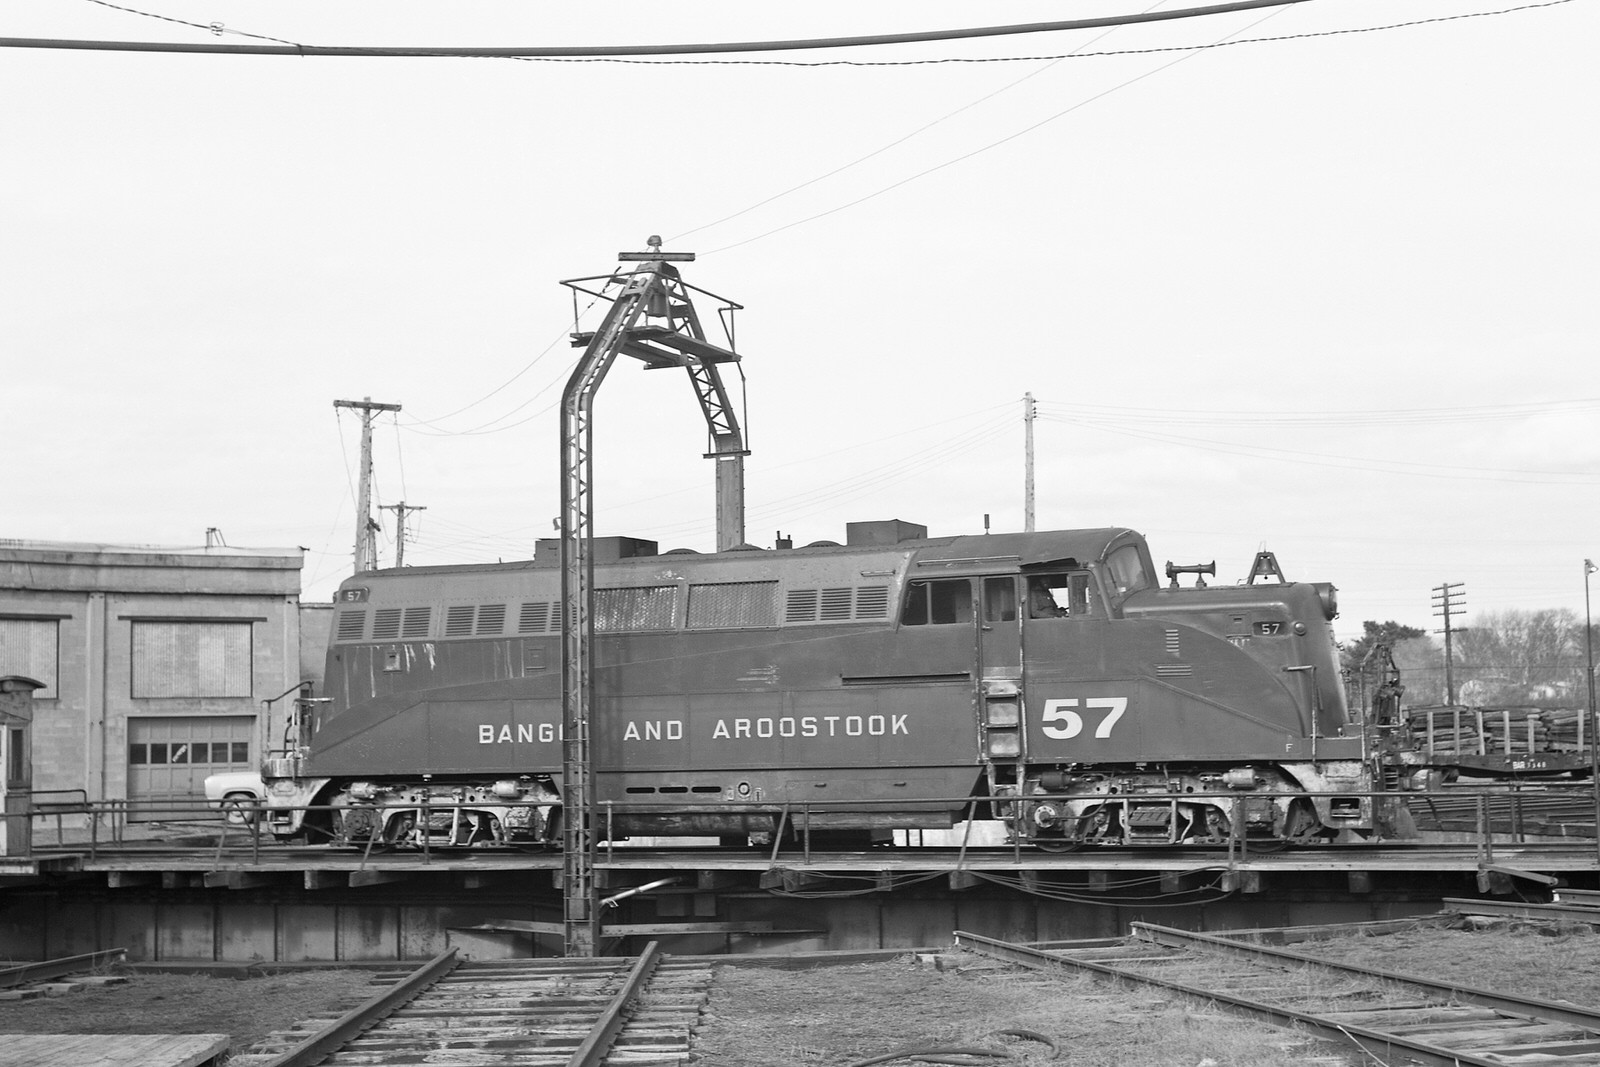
4, 0, 1595, 642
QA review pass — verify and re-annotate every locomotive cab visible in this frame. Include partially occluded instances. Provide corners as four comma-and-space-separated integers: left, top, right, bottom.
1001, 544, 1371, 849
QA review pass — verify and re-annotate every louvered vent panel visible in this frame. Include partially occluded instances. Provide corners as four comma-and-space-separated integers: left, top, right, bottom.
401, 607, 432, 638
1156, 664, 1193, 676
477, 604, 507, 635
335, 611, 366, 642
371, 608, 402, 641
785, 589, 819, 623
819, 588, 854, 621
445, 606, 476, 637
1165, 629, 1181, 656
855, 586, 890, 619
518, 602, 550, 634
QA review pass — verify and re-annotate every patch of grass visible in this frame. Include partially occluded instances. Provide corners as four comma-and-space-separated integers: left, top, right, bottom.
691, 957, 1342, 1067
1305, 920, 1600, 1006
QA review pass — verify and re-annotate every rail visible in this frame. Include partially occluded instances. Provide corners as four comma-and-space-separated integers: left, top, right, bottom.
0, 948, 127, 989
568, 940, 663, 1067
230, 945, 708, 1066
955, 926, 1600, 1067
250, 948, 458, 1067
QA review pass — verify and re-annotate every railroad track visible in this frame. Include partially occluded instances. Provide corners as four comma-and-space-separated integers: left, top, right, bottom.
956, 923, 1600, 1066
231, 941, 713, 1067
0, 948, 128, 997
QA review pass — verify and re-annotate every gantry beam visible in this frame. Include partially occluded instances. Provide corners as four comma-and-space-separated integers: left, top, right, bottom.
557, 241, 745, 956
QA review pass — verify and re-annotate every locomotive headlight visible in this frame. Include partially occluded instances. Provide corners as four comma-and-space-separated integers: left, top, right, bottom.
1312, 582, 1338, 620
491, 780, 522, 799
348, 781, 380, 801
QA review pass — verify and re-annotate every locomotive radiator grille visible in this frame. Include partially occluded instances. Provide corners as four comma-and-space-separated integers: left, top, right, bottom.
335, 610, 366, 641
785, 585, 892, 624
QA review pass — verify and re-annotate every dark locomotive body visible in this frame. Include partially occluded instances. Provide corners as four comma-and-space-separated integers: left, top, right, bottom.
263, 521, 1378, 848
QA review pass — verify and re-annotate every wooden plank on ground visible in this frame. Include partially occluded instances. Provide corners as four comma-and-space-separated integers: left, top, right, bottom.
0, 1033, 229, 1067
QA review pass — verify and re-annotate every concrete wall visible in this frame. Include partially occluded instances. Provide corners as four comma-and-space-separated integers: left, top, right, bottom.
0, 871, 1459, 963
0, 542, 303, 809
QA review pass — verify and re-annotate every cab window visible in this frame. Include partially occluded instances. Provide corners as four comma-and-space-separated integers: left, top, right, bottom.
1025, 573, 1096, 618
983, 577, 1016, 623
1105, 546, 1151, 598
901, 579, 973, 626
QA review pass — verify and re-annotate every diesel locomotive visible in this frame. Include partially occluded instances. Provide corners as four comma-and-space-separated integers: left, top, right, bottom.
263, 519, 1396, 849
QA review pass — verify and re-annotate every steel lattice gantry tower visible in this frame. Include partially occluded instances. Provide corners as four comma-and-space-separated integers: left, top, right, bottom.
557, 241, 746, 956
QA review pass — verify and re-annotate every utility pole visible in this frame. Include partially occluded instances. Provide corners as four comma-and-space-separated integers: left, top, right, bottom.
1023, 392, 1036, 533
333, 397, 401, 574
1431, 581, 1467, 704
1585, 561, 1596, 835
380, 502, 426, 568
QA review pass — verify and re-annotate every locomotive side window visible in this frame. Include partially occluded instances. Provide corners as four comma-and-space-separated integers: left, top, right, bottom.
983, 577, 1017, 623
901, 579, 972, 626
1026, 573, 1095, 618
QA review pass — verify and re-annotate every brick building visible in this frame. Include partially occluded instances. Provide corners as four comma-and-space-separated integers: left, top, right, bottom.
0, 541, 304, 817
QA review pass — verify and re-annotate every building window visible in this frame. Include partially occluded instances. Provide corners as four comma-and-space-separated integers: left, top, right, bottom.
131, 621, 253, 698
0, 618, 59, 698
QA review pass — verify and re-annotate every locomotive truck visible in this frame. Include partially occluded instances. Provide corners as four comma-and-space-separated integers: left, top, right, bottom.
262, 519, 1401, 850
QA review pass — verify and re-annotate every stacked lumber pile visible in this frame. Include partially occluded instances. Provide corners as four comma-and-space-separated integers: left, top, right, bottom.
1407, 705, 1586, 756
1540, 706, 1590, 750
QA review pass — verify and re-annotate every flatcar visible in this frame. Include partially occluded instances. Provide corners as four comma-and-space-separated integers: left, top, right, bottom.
263, 519, 1392, 849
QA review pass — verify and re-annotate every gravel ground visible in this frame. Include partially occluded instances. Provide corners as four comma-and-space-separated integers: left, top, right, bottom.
0, 918, 1593, 1066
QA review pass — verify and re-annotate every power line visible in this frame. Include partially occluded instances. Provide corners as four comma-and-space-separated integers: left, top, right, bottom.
32, 1, 1312, 58
584, 0, 1578, 67
668, 4, 1152, 244
37, 1, 1575, 65
1036, 412, 1600, 485
1035, 396, 1600, 428
698, 1, 1296, 254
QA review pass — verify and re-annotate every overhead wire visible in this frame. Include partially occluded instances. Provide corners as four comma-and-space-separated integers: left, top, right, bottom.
668, 2, 1165, 244
1034, 396, 1600, 428
540, 0, 1580, 67
37, 1, 1573, 60
47, 0, 1314, 57
601, 402, 1016, 517
697, 2, 1294, 255
620, 415, 1016, 543
1036, 409, 1600, 484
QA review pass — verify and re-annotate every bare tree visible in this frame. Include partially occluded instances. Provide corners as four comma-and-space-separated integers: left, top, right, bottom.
1451, 608, 1586, 706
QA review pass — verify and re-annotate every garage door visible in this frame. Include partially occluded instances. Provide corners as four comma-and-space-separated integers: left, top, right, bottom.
127, 716, 255, 820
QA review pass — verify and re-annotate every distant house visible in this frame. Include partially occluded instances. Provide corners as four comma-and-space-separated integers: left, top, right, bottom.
0, 540, 305, 819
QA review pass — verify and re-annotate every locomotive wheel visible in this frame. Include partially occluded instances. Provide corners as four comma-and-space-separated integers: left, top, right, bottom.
1034, 838, 1083, 853
1250, 801, 1323, 852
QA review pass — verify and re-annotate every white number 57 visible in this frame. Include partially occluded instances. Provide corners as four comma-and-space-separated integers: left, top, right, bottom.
1041, 697, 1129, 740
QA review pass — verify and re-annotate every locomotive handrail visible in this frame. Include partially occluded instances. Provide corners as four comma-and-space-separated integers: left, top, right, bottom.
242, 782, 1600, 818
24, 779, 1600, 863
124, 777, 1598, 863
